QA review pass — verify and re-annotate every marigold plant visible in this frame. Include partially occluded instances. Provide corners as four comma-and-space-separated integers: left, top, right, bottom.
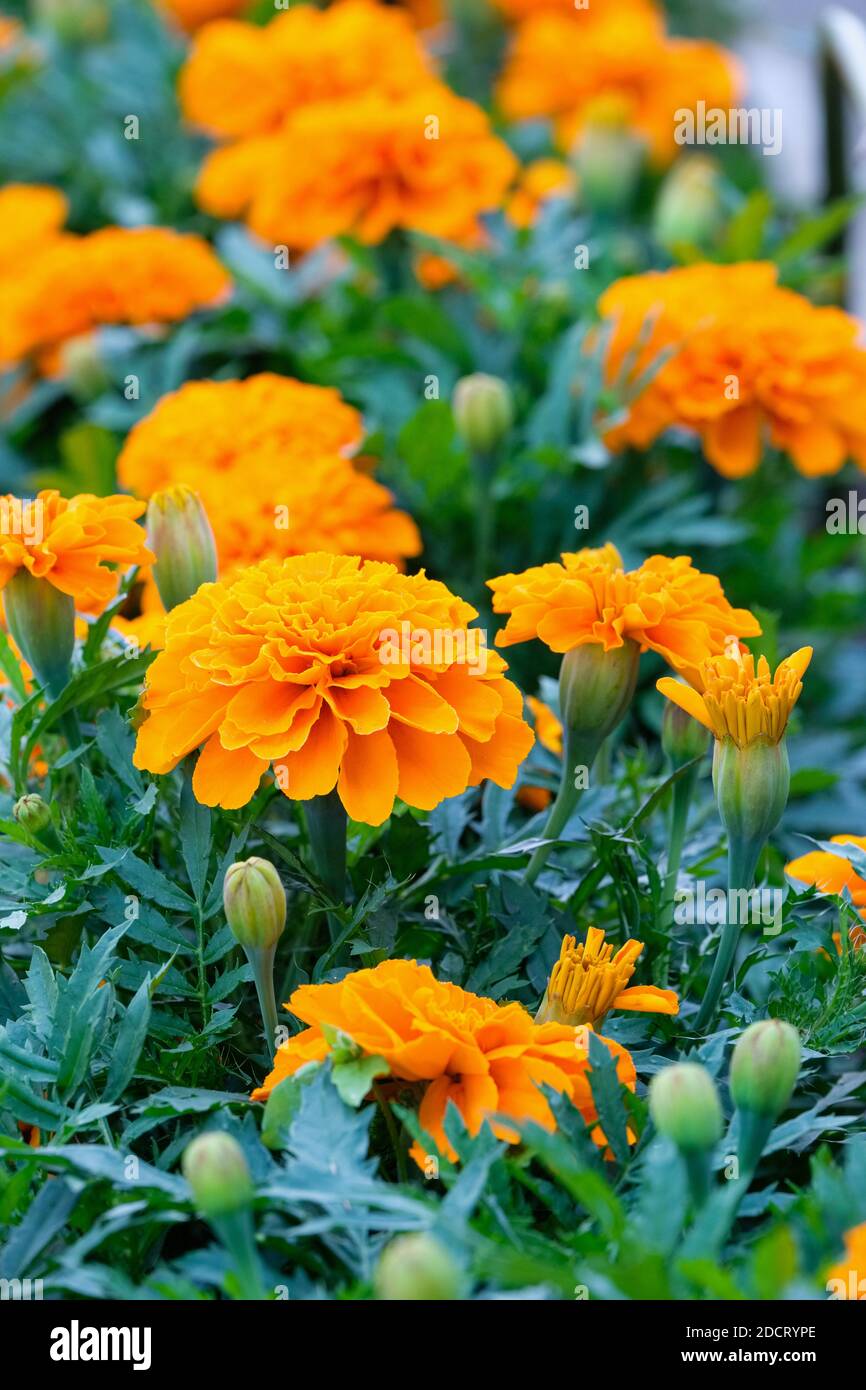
133, 552, 533, 821
598, 262, 866, 477
251, 957, 636, 1166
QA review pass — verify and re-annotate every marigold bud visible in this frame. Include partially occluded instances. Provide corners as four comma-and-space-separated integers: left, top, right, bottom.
182, 1131, 254, 1218
574, 98, 644, 214
223, 857, 286, 952
559, 637, 639, 746
713, 738, 790, 869
374, 1233, 462, 1301
730, 1019, 800, 1119
653, 156, 724, 254
649, 1062, 723, 1151
662, 698, 710, 768
3, 568, 74, 698
147, 485, 218, 613
452, 373, 514, 455
13, 794, 51, 835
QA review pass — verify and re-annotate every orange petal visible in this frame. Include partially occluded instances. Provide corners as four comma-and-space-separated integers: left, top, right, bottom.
192, 734, 269, 809
337, 727, 399, 826
656, 676, 713, 730
612, 985, 679, 1015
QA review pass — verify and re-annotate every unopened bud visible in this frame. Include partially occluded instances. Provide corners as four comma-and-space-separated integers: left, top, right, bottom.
374, 1233, 462, 1301
13, 794, 51, 835
653, 156, 724, 254
649, 1062, 723, 1151
559, 637, 639, 747
713, 738, 790, 867
452, 374, 513, 455
662, 698, 710, 767
3, 569, 74, 698
574, 96, 644, 214
182, 1131, 253, 1218
223, 857, 286, 952
147, 485, 218, 613
730, 1020, 800, 1119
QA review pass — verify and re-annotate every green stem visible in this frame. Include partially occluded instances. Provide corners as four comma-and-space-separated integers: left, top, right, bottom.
373, 1080, 408, 1185
212, 1209, 267, 1301
472, 449, 497, 591
658, 764, 698, 986
246, 943, 279, 1060
305, 789, 347, 940
525, 730, 598, 885
694, 836, 762, 1032
682, 1147, 712, 1210
195, 907, 208, 1032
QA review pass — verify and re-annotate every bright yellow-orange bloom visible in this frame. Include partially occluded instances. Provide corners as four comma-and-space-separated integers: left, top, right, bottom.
786, 835, 866, 943
498, 8, 739, 166
599, 262, 866, 478
251, 957, 637, 1167
0, 225, 229, 372
493, 0, 658, 22
658, 646, 812, 748
180, 1, 433, 140
488, 543, 761, 685
826, 1224, 866, 1298
0, 490, 153, 615
506, 158, 576, 229
0, 185, 67, 273
537, 928, 678, 1028
197, 84, 518, 251
133, 553, 534, 822
116, 374, 421, 574
158, 0, 248, 32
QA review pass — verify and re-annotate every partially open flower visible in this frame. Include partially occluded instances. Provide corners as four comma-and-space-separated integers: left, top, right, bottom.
147, 486, 218, 612
657, 646, 812, 749
133, 552, 533, 823
536, 928, 678, 1028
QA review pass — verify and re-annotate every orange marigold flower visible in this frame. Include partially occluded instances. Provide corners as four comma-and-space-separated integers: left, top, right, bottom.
536, 927, 678, 1028
251, 957, 636, 1166
196, 84, 517, 251
180, 0, 433, 140
598, 261, 866, 478
786, 835, 866, 943
0, 184, 67, 273
133, 552, 534, 822
0, 490, 153, 615
116, 374, 421, 573
493, 0, 658, 22
658, 646, 812, 747
498, 8, 739, 166
506, 157, 576, 229
158, 0, 248, 33
488, 542, 761, 685
826, 1223, 866, 1299
0, 225, 229, 373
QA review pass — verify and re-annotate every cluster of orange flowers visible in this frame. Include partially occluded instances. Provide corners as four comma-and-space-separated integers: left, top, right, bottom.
252, 955, 637, 1168
497, 0, 739, 166
599, 262, 866, 478
181, 0, 517, 250
488, 542, 760, 687
0, 184, 229, 374
133, 552, 533, 822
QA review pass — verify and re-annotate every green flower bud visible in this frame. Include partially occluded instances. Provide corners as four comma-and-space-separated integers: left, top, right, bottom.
730, 1020, 801, 1119
147, 485, 218, 613
223, 857, 286, 952
653, 156, 724, 254
649, 1062, 724, 1151
182, 1132, 253, 1218
452, 374, 514, 455
374, 1233, 462, 1301
13, 794, 51, 835
559, 637, 639, 748
3, 568, 74, 698
60, 333, 111, 401
574, 98, 645, 214
713, 738, 790, 881
662, 698, 710, 768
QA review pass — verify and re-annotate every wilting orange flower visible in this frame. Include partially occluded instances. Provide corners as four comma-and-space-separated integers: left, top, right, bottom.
488, 543, 761, 685
0, 185, 67, 273
158, 0, 248, 32
197, 84, 518, 251
133, 553, 533, 822
498, 7, 738, 166
180, 0, 433, 140
826, 1224, 866, 1298
117, 374, 421, 574
658, 647, 812, 747
0, 491, 153, 615
599, 262, 866, 478
251, 957, 636, 1167
786, 836, 866, 943
506, 158, 576, 229
537, 928, 678, 1028
0, 224, 229, 373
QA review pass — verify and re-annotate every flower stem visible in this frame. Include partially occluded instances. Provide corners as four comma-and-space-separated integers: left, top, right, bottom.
694, 836, 762, 1032
525, 730, 597, 885
658, 764, 698, 986
373, 1080, 408, 1185
246, 943, 279, 1060
305, 788, 347, 939
212, 1209, 267, 1301
472, 449, 497, 591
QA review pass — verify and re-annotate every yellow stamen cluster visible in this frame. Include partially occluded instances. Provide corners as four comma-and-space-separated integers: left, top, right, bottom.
538, 928, 643, 1027
700, 649, 808, 747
